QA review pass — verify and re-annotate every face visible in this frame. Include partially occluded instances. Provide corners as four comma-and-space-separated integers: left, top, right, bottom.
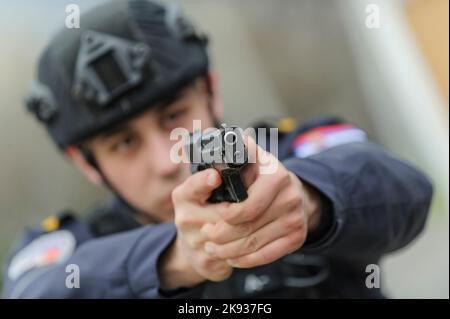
81, 78, 220, 222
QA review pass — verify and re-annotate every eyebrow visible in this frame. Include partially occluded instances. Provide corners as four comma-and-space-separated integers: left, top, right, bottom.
96, 85, 193, 140
98, 123, 131, 140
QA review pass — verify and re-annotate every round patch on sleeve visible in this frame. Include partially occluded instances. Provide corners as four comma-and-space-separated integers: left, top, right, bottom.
8, 230, 76, 281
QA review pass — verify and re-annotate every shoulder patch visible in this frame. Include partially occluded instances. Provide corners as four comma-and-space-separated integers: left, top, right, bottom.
8, 230, 76, 280
291, 123, 367, 158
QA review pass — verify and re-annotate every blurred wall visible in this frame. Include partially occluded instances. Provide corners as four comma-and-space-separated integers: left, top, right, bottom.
339, 0, 448, 298
0, 0, 109, 267
406, 0, 449, 102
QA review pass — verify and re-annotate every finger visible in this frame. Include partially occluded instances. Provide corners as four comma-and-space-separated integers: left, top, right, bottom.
175, 202, 228, 231
226, 229, 307, 269
172, 168, 221, 204
219, 166, 289, 225
201, 194, 287, 245
194, 252, 233, 282
202, 182, 301, 244
243, 135, 278, 172
204, 211, 304, 260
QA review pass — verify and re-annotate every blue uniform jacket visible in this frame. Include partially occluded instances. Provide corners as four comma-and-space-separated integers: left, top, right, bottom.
2, 117, 433, 298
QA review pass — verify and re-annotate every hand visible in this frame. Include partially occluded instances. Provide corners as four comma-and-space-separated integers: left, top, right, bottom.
201, 137, 323, 269
159, 168, 234, 290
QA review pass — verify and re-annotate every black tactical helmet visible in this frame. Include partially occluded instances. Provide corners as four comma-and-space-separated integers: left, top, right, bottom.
26, 0, 209, 148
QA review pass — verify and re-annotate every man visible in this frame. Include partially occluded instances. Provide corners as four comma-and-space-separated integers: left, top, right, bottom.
2, 0, 433, 298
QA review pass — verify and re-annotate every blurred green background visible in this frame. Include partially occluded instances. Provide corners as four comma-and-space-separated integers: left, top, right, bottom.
0, 0, 448, 298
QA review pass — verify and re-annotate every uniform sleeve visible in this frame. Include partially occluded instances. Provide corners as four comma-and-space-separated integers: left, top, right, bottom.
283, 139, 433, 262
2, 222, 177, 299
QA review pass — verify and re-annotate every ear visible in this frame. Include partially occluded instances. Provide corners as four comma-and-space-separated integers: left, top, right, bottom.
206, 71, 224, 120
65, 146, 102, 185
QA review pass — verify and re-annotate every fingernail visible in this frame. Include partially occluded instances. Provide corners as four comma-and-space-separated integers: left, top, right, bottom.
204, 242, 215, 255
207, 172, 217, 186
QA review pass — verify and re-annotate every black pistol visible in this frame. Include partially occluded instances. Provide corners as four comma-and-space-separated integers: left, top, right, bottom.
185, 124, 248, 203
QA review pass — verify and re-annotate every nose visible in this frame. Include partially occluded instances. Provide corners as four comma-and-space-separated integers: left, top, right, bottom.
146, 133, 180, 178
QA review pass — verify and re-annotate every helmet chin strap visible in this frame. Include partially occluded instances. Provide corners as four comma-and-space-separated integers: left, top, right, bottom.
77, 89, 220, 225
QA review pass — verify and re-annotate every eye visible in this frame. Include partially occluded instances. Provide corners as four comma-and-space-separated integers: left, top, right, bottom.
162, 107, 189, 128
111, 135, 137, 153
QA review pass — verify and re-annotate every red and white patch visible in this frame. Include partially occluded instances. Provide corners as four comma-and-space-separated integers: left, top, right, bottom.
292, 124, 367, 158
8, 230, 76, 280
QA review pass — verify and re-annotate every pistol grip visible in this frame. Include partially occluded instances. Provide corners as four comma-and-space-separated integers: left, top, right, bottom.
209, 169, 247, 203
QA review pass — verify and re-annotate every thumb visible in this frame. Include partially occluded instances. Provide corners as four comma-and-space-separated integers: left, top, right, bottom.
174, 168, 221, 204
